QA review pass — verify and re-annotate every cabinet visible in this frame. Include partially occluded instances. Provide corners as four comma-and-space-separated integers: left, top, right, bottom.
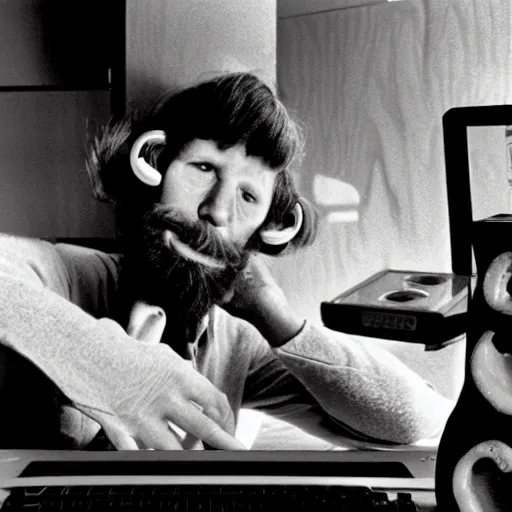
0, 0, 124, 238
0, 0, 121, 89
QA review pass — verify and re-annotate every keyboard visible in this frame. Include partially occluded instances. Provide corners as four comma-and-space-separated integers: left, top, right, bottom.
1, 484, 419, 511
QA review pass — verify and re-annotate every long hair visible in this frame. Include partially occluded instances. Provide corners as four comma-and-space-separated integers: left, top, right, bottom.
86, 72, 317, 254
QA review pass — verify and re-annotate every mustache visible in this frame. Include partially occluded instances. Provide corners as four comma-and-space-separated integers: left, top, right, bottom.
142, 204, 247, 269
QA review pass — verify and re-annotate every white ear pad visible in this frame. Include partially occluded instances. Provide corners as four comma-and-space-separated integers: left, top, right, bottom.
471, 329, 512, 415
453, 439, 512, 512
483, 252, 512, 315
260, 202, 304, 246
129, 130, 166, 186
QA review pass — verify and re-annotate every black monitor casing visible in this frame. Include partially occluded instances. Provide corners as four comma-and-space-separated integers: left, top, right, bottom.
436, 106, 512, 511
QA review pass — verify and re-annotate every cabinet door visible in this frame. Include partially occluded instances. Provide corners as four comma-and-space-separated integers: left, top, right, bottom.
0, 0, 122, 88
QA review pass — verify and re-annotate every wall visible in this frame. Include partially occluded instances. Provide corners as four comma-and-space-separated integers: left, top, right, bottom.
125, 0, 276, 110
275, 0, 512, 398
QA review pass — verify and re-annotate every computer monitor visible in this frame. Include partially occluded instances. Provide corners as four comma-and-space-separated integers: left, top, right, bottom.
437, 105, 512, 510
443, 104, 512, 276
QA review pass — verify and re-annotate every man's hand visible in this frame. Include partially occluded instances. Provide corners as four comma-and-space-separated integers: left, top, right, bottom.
76, 315, 246, 451
221, 255, 305, 347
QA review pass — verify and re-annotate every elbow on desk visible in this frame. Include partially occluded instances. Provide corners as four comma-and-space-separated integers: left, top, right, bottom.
386, 396, 455, 446
352, 395, 454, 447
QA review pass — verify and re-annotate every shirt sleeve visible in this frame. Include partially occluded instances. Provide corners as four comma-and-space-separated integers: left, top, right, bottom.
242, 317, 455, 447
0, 234, 177, 442
0, 234, 122, 317
0, 234, 122, 401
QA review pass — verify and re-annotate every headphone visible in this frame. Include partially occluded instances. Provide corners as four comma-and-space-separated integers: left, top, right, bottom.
129, 130, 303, 247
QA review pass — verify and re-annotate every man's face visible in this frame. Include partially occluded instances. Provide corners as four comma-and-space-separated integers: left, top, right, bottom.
121, 139, 277, 341
160, 139, 277, 251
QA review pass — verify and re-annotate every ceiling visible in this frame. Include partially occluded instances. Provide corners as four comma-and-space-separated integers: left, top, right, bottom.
277, 0, 389, 18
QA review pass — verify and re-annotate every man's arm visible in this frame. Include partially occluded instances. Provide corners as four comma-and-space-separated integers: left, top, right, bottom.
276, 322, 454, 445
0, 234, 245, 450
224, 255, 455, 446
238, 318, 453, 447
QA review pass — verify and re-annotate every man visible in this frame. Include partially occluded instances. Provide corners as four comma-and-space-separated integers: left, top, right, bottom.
0, 72, 453, 450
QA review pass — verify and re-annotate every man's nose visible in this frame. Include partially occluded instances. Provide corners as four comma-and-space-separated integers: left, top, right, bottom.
198, 183, 234, 232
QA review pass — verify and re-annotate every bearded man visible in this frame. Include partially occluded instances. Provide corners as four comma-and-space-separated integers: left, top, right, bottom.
0, 73, 453, 450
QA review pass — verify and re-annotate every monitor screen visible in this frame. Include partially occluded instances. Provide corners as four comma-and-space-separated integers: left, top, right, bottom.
467, 124, 512, 221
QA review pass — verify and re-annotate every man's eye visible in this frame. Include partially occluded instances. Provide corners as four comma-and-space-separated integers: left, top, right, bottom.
193, 162, 214, 172
241, 189, 257, 203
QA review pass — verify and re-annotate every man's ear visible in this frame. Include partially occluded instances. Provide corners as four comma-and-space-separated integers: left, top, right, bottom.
129, 130, 166, 186
260, 203, 304, 246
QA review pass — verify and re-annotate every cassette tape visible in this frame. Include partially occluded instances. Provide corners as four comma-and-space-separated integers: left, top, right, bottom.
321, 270, 474, 348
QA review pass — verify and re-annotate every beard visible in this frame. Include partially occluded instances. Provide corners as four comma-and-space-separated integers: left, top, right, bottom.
117, 204, 251, 354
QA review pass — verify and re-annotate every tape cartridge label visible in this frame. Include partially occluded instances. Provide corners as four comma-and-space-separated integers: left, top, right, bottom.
361, 310, 418, 331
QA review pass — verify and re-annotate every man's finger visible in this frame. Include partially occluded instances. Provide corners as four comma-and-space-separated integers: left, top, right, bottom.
138, 421, 185, 451
102, 424, 139, 450
168, 403, 247, 450
187, 387, 237, 437
196, 399, 236, 437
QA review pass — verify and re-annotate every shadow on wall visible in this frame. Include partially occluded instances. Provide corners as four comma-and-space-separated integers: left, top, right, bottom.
312, 175, 360, 224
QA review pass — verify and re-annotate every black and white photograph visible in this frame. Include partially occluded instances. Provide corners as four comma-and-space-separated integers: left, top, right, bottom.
0, 1, 511, 510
